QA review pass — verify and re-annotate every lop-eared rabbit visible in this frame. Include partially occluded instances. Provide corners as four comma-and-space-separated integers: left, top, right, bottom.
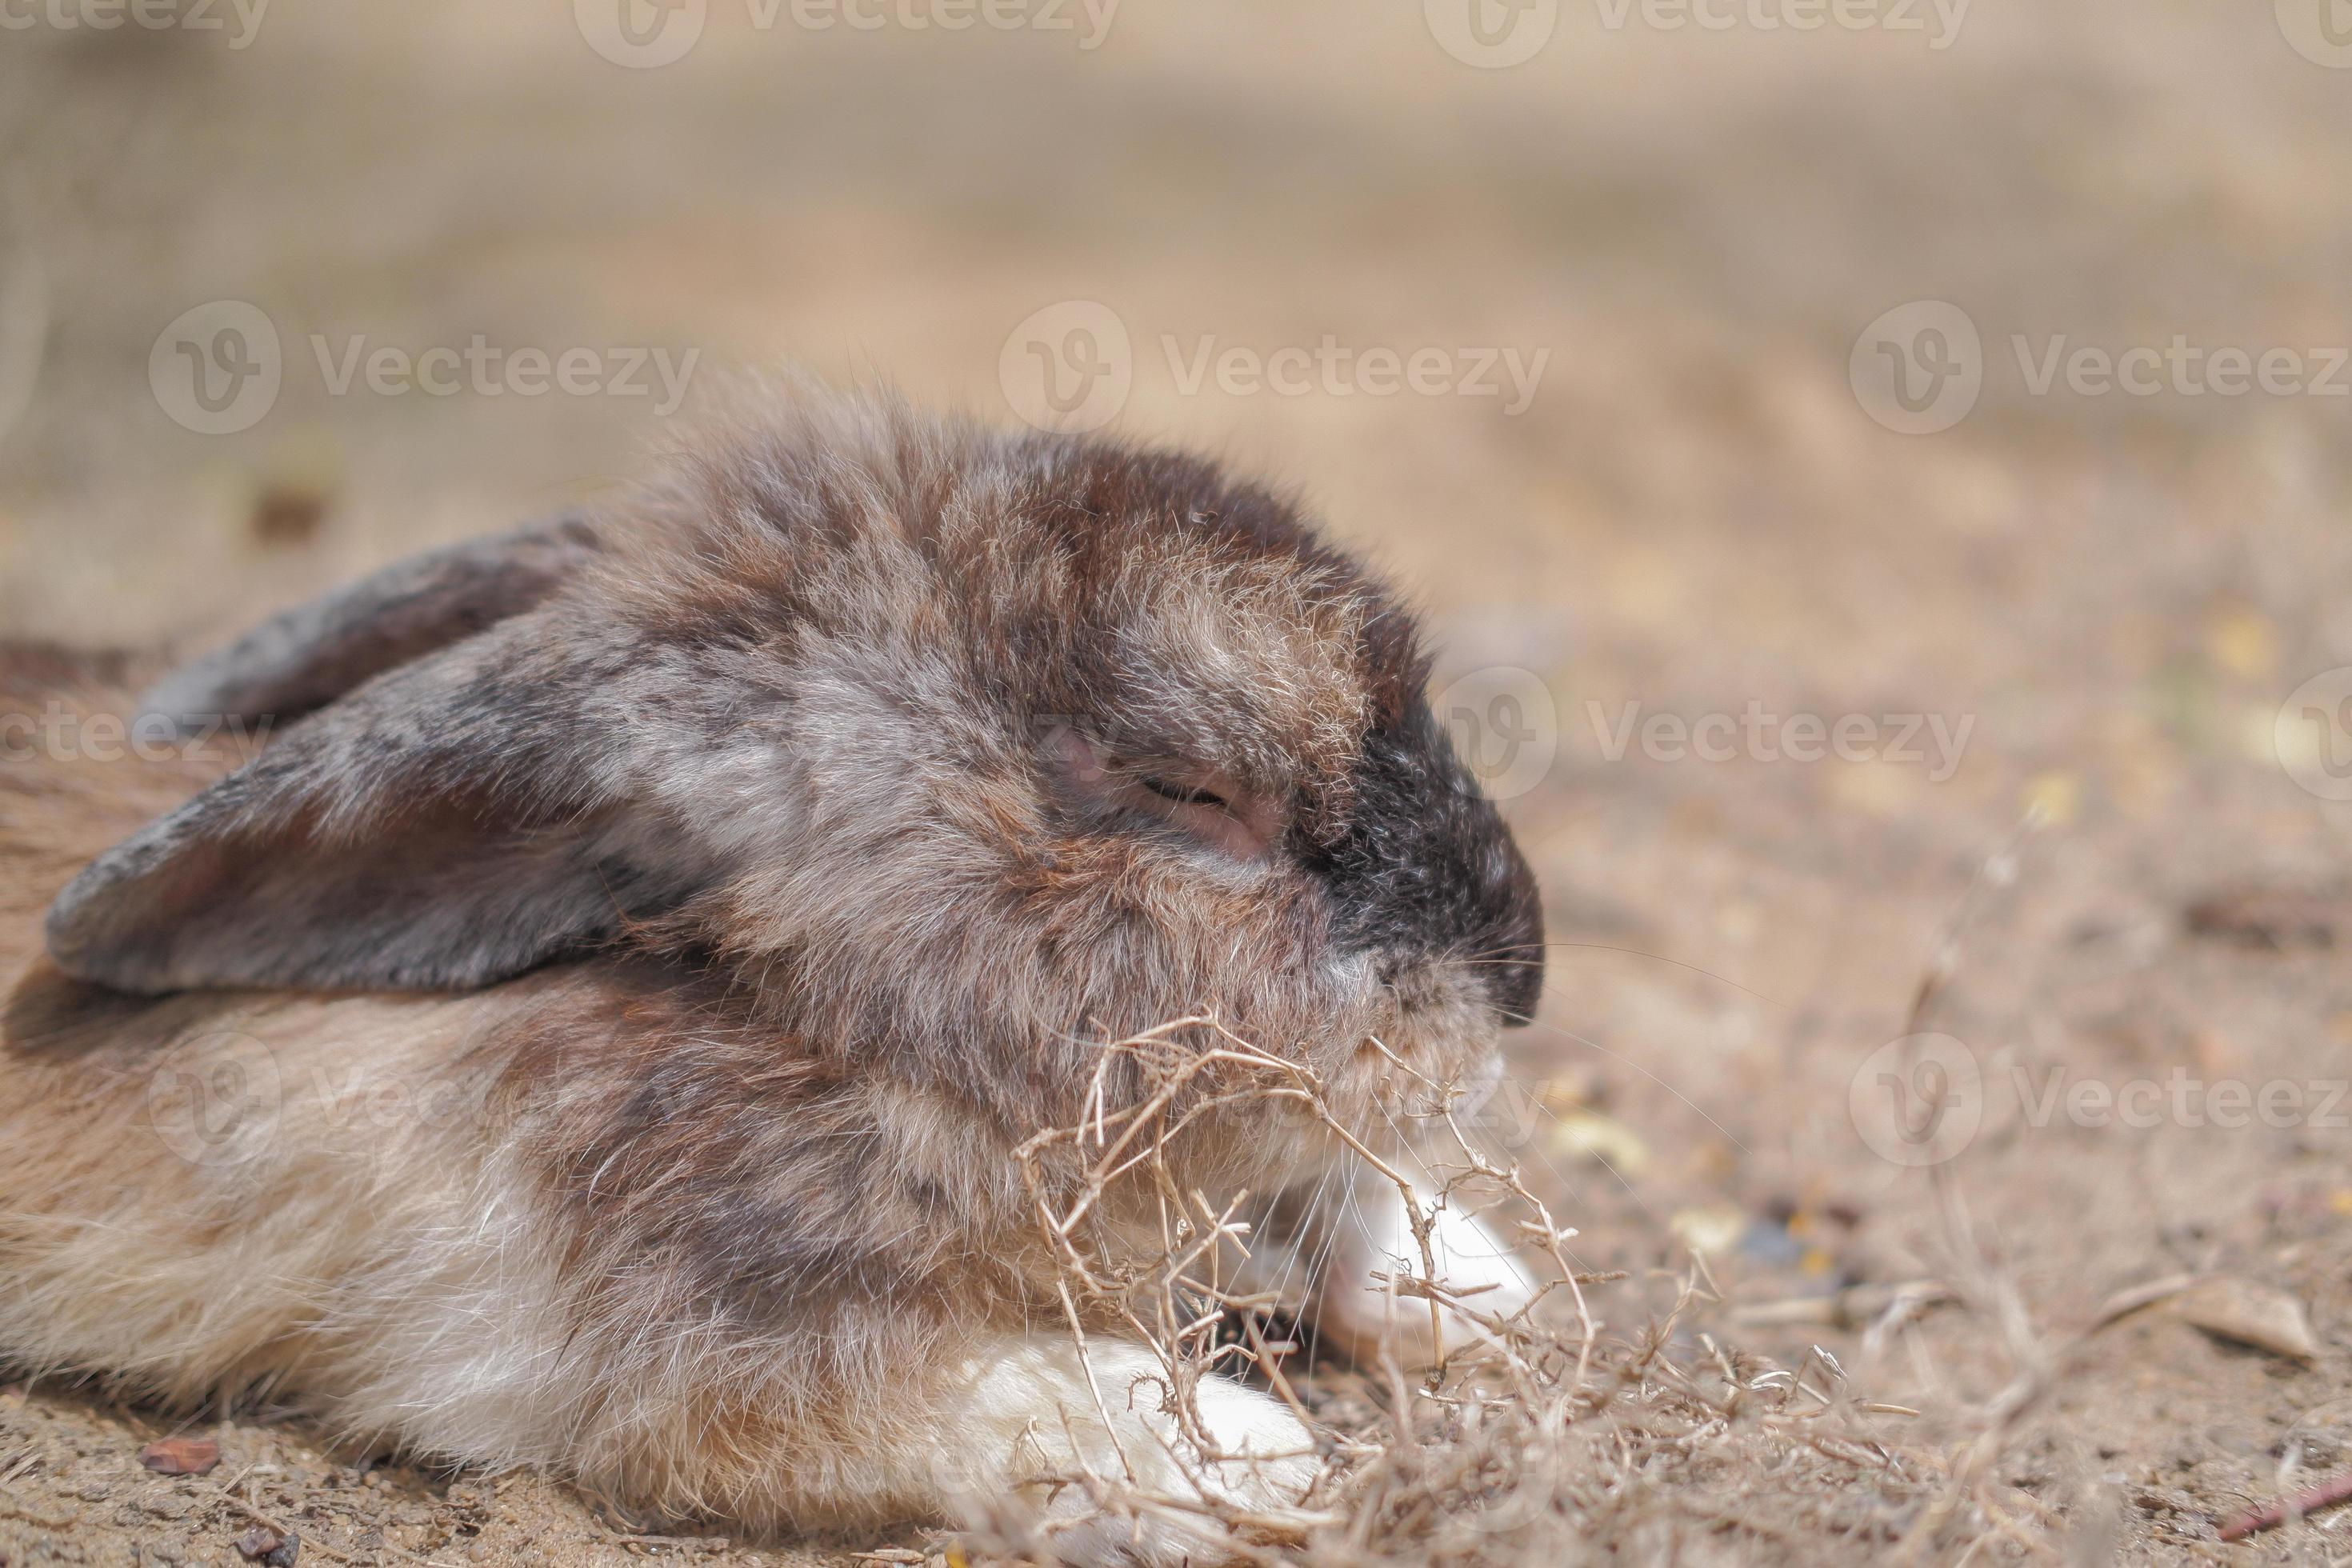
0, 390, 1543, 1562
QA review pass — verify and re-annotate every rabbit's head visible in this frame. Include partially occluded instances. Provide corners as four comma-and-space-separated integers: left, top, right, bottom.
47, 390, 1542, 1146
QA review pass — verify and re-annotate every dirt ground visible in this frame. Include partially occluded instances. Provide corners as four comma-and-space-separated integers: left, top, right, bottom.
5, 1, 2352, 1562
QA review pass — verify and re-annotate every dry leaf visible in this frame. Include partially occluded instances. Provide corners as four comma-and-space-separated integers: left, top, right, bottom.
2177, 1278, 2319, 1362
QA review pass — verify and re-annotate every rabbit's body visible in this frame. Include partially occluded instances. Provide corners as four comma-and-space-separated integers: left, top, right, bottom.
0, 390, 1543, 1559
0, 666, 1315, 1537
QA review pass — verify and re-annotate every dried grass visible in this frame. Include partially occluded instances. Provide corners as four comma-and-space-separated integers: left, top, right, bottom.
934, 826, 2089, 1565
928, 1014, 1998, 1566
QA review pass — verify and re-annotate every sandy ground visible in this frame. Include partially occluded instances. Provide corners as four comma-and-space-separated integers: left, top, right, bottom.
5, 1, 2352, 1562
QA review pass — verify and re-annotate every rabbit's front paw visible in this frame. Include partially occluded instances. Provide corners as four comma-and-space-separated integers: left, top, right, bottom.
1254, 1150, 1541, 1372
946, 1332, 1317, 1566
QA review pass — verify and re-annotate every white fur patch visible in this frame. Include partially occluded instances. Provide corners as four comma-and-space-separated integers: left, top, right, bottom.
942, 1333, 1317, 1566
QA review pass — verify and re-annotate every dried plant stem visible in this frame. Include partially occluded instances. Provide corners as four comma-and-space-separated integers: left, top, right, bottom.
987, 1012, 1935, 1564
2218, 1467, 2352, 1542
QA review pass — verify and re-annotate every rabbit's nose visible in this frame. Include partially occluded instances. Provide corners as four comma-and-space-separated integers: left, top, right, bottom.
1312, 702, 1546, 1026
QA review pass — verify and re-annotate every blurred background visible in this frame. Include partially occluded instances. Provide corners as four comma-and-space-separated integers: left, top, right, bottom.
5, 0, 2352, 1554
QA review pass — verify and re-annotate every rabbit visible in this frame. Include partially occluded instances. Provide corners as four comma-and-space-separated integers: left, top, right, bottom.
0, 386, 1545, 1562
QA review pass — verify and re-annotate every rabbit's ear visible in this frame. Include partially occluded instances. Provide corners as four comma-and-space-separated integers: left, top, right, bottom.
47, 607, 714, 995
138, 513, 603, 738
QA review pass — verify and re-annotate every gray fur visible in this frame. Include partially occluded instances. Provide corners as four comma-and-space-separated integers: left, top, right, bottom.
50, 601, 718, 993
47, 391, 1541, 1043
138, 513, 602, 738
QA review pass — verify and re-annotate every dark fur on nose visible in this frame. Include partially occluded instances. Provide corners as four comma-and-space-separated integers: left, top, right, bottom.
1310, 702, 1546, 1024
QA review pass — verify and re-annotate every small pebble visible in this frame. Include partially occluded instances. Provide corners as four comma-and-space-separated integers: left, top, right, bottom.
234, 1524, 301, 1566
138, 1437, 222, 1476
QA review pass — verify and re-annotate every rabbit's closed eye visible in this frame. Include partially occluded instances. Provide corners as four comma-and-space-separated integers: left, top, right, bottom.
1137, 775, 1224, 807
1047, 726, 1278, 859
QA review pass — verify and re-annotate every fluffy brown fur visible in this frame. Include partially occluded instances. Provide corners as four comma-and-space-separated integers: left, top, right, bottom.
0, 388, 1543, 1562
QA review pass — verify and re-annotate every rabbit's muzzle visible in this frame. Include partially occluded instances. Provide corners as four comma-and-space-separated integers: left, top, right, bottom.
1311, 702, 1546, 1030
